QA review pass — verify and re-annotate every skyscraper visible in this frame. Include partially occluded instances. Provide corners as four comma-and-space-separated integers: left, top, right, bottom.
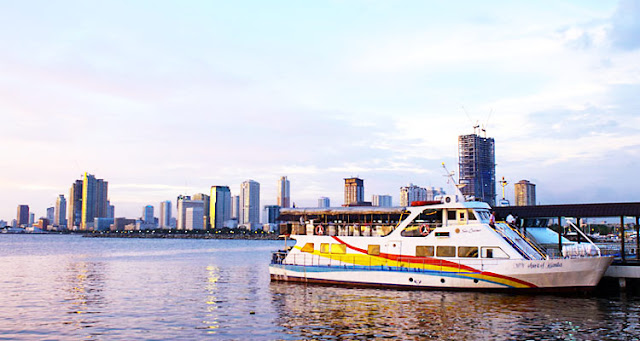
81, 173, 108, 230
17, 205, 29, 227
318, 197, 330, 208
68, 180, 83, 229
107, 200, 115, 219
458, 133, 496, 206
400, 184, 427, 206
240, 180, 260, 230
192, 193, 210, 229
277, 176, 290, 208
46, 207, 55, 223
55, 194, 67, 227
372, 195, 392, 207
176, 195, 204, 230
210, 186, 231, 229
344, 177, 364, 205
159, 200, 172, 229
231, 195, 239, 220
515, 180, 536, 206
263, 205, 280, 225
142, 205, 154, 223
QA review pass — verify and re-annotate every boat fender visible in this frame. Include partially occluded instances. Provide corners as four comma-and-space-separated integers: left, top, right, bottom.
315, 225, 324, 235
420, 224, 429, 236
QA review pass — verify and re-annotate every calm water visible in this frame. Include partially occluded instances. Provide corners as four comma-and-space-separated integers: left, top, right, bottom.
1, 235, 639, 340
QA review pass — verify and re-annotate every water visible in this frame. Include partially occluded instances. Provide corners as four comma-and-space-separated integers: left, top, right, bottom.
1, 235, 639, 340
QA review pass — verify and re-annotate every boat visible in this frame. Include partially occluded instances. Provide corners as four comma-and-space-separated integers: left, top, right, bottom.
269, 173, 613, 292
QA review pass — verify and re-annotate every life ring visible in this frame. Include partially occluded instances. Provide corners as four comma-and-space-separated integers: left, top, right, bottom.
315, 225, 324, 235
420, 224, 429, 236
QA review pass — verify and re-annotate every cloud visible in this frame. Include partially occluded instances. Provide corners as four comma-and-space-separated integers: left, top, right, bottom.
610, 0, 640, 50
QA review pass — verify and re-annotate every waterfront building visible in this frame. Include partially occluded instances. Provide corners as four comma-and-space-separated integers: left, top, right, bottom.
95, 217, 114, 231
159, 200, 172, 229
263, 205, 280, 224
46, 207, 55, 223
192, 193, 210, 229
34, 218, 49, 230
426, 187, 446, 201
68, 180, 83, 229
110, 218, 136, 231
400, 184, 427, 206
176, 195, 205, 230
0, 220, 6, 227
515, 180, 536, 206
372, 195, 392, 207
231, 195, 239, 220
54, 194, 67, 227
81, 173, 109, 230
11, 219, 17, 228
318, 197, 330, 208
277, 176, 290, 208
17, 205, 29, 227
29, 213, 35, 226
210, 186, 231, 229
458, 132, 496, 206
344, 177, 365, 206
240, 180, 260, 229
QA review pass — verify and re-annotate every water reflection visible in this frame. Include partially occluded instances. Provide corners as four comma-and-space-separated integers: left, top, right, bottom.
202, 265, 220, 333
270, 283, 640, 340
60, 259, 106, 331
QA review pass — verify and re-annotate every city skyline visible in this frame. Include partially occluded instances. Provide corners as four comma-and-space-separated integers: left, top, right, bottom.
2, 1, 640, 220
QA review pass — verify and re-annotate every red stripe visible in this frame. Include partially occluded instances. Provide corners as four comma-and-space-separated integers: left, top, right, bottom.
330, 236, 536, 288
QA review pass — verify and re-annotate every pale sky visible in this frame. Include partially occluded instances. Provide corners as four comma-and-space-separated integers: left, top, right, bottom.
1, 0, 639, 221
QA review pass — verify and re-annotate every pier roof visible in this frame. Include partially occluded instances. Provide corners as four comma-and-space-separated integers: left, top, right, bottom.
493, 202, 640, 219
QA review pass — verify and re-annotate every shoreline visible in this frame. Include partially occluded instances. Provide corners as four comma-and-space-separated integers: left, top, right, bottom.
82, 232, 281, 240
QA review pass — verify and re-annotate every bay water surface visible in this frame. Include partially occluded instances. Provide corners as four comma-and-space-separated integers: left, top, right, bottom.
1, 234, 639, 340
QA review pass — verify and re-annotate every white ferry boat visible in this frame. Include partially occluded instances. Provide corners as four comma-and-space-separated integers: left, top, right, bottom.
269, 180, 613, 292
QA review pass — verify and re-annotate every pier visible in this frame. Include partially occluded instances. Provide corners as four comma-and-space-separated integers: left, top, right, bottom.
494, 202, 640, 291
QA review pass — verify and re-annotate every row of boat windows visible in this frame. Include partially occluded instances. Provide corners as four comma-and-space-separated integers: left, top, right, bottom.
300, 243, 509, 259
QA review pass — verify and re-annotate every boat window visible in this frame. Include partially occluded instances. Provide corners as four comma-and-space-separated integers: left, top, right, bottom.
447, 211, 456, 220
416, 245, 434, 257
481, 247, 509, 259
401, 224, 433, 237
475, 210, 490, 222
320, 243, 330, 254
468, 210, 479, 221
458, 246, 478, 258
301, 243, 315, 253
436, 246, 456, 257
368, 245, 380, 255
331, 243, 347, 254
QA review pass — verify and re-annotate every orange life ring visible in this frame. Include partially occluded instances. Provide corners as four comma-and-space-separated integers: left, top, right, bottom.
420, 224, 429, 236
315, 225, 324, 235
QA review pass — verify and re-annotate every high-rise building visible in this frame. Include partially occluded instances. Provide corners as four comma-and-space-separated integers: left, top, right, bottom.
400, 184, 427, 206
142, 205, 154, 223
277, 176, 290, 208
192, 193, 210, 229
240, 180, 260, 229
426, 187, 446, 201
159, 200, 171, 229
81, 173, 109, 230
55, 194, 67, 227
46, 207, 55, 223
344, 177, 364, 205
231, 195, 240, 220
372, 195, 392, 207
515, 180, 536, 206
17, 205, 29, 227
107, 201, 115, 219
29, 213, 34, 225
68, 180, 83, 229
458, 133, 496, 206
176, 195, 205, 230
263, 205, 280, 224
210, 186, 231, 229
318, 197, 330, 208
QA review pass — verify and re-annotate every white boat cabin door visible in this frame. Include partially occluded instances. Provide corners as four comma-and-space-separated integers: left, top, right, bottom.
384, 241, 402, 256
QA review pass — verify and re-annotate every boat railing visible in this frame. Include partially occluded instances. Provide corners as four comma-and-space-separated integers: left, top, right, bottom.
563, 220, 602, 258
503, 223, 549, 259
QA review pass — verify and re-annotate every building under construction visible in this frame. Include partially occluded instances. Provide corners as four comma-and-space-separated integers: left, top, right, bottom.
458, 132, 496, 206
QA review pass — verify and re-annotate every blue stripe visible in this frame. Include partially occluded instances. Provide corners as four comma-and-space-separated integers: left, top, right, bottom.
274, 264, 515, 288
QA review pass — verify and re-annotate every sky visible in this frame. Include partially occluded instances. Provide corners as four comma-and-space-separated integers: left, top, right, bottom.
1, 0, 640, 221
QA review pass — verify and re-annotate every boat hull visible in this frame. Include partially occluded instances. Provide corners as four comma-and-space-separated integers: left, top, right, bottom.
269, 256, 613, 292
